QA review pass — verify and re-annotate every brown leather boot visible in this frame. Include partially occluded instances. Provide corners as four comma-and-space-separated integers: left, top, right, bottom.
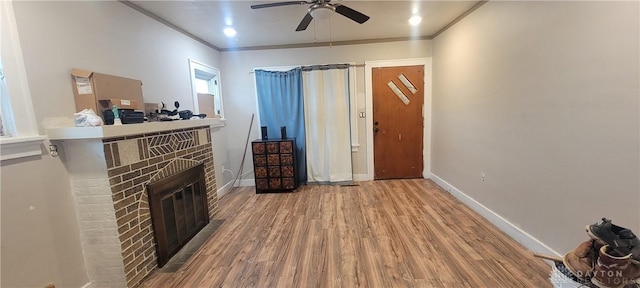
563, 239, 603, 279
587, 218, 640, 265
592, 245, 640, 288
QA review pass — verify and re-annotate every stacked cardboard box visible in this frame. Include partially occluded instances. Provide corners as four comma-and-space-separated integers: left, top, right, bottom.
70, 69, 144, 115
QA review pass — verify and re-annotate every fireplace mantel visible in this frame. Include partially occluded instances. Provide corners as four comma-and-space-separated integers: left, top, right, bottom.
46, 118, 224, 140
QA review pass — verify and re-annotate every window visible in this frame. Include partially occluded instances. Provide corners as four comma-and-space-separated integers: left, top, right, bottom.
189, 59, 223, 118
1, 60, 10, 137
253, 64, 359, 151
194, 78, 211, 94
0, 0, 45, 161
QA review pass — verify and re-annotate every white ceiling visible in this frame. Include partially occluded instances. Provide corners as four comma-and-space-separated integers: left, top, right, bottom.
127, 1, 482, 51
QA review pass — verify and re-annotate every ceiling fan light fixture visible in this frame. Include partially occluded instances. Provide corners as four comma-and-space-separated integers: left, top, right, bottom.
310, 5, 334, 20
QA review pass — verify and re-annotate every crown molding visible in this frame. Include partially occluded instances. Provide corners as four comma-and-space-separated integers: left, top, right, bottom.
118, 0, 221, 52
120, 0, 486, 52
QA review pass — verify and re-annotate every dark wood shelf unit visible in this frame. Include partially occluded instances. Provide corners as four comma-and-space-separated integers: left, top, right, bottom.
251, 138, 298, 193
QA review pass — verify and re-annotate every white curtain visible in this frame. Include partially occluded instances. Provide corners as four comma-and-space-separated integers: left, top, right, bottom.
302, 68, 353, 183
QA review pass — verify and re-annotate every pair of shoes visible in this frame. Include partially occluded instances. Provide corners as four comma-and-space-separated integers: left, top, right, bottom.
591, 245, 640, 288
587, 218, 640, 265
563, 239, 603, 280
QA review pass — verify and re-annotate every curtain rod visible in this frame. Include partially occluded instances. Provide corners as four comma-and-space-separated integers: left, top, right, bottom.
250, 63, 365, 74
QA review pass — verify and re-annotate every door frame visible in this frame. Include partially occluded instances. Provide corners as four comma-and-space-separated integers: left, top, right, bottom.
365, 58, 432, 180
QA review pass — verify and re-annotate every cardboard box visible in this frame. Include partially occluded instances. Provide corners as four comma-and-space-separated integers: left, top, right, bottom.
144, 102, 161, 115
197, 93, 217, 118
99, 98, 139, 110
71, 69, 144, 114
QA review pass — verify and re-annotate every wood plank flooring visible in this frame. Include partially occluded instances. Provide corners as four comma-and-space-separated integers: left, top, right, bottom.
141, 179, 552, 287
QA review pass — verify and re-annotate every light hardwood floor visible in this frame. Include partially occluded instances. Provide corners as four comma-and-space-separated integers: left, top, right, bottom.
141, 179, 552, 287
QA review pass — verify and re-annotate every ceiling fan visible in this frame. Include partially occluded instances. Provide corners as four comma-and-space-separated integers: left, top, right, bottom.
251, 0, 370, 32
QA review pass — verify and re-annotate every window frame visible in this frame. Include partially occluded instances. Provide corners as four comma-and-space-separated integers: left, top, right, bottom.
188, 59, 224, 119
0, 0, 45, 161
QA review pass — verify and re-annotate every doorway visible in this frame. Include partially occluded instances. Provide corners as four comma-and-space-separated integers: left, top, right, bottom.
365, 58, 432, 180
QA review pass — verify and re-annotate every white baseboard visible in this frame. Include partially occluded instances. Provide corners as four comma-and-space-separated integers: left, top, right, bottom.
236, 179, 254, 187
429, 173, 561, 259
353, 174, 370, 181
236, 170, 254, 187
225, 174, 368, 186
217, 170, 255, 198
217, 180, 234, 199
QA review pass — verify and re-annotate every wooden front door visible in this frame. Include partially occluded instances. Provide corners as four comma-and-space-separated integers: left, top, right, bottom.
373, 65, 424, 179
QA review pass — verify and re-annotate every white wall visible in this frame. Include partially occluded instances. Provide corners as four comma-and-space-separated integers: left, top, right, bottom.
432, 1, 639, 254
2, 1, 221, 287
13, 1, 220, 122
220, 41, 432, 182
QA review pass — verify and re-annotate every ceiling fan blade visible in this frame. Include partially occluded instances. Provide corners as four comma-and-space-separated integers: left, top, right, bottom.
251, 1, 308, 9
295, 12, 313, 31
334, 5, 369, 24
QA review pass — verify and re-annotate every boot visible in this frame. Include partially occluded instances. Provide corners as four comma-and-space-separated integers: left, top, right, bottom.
587, 218, 640, 264
592, 245, 640, 288
563, 239, 603, 279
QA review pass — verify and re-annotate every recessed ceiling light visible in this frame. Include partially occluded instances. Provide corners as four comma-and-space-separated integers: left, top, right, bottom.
223, 27, 236, 37
409, 15, 422, 26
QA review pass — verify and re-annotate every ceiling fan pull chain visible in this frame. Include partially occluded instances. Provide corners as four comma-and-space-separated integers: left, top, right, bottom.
329, 15, 333, 48
313, 18, 317, 43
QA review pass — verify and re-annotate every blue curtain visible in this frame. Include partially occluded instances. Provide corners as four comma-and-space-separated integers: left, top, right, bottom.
255, 68, 307, 184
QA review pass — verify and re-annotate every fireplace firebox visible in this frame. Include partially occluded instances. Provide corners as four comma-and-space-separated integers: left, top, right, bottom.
147, 163, 209, 267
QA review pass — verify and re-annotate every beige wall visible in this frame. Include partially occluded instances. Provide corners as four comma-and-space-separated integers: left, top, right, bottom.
2, 1, 221, 287
1, 155, 85, 287
220, 41, 432, 179
432, 1, 639, 253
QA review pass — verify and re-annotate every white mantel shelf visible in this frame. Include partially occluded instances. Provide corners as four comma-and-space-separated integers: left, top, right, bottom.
46, 118, 224, 140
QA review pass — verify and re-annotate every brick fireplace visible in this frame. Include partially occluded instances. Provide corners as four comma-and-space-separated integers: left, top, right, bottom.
48, 120, 221, 287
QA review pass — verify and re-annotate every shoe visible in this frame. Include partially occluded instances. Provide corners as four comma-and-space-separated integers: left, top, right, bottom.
553, 260, 595, 286
591, 245, 640, 288
563, 239, 603, 280
587, 218, 640, 264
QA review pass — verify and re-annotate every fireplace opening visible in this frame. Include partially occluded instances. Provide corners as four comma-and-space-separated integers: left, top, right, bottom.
147, 163, 209, 267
